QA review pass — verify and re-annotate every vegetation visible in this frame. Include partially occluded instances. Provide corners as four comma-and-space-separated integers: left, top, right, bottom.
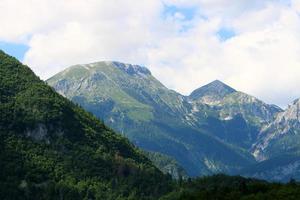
0, 50, 173, 199
144, 151, 188, 180
161, 174, 300, 200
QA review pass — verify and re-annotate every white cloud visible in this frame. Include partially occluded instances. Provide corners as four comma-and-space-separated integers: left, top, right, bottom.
0, 0, 299, 107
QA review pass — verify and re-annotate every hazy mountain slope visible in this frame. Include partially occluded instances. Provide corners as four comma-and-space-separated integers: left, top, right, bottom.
253, 99, 300, 161
240, 155, 300, 182
47, 62, 255, 177
0, 51, 173, 200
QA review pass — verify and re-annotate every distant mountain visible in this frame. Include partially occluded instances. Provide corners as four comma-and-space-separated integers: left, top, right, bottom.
253, 99, 300, 161
0, 51, 173, 199
240, 154, 300, 182
188, 82, 282, 149
47, 62, 257, 177
189, 80, 236, 104
189, 80, 281, 125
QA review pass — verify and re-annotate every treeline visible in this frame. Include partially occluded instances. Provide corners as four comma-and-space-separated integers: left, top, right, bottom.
161, 174, 300, 200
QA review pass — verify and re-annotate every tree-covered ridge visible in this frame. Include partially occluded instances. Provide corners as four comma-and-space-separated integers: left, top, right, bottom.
0, 50, 172, 199
161, 174, 300, 200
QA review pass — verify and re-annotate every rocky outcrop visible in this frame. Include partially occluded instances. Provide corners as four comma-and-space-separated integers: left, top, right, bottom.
252, 99, 300, 161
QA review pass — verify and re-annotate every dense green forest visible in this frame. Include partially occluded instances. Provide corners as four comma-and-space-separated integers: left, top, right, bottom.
1, 50, 300, 199
163, 174, 300, 200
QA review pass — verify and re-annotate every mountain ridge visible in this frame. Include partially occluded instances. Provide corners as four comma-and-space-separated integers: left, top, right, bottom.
47, 61, 283, 178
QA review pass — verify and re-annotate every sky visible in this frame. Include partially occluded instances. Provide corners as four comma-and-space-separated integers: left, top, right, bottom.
1, 0, 300, 108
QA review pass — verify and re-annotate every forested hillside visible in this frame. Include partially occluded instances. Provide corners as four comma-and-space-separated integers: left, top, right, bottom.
162, 174, 300, 200
0, 50, 173, 199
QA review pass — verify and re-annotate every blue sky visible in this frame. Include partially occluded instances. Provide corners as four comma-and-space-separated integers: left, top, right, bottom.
0, 42, 29, 61
163, 4, 197, 21
217, 28, 236, 41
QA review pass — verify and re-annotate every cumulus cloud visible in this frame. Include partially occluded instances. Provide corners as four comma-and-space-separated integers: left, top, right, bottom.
0, 0, 299, 107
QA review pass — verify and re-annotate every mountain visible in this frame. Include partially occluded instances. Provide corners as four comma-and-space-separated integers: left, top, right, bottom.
189, 80, 281, 125
188, 82, 282, 149
253, 99, 300, 161
189, 80, 236, 104
47, 62, 256, 177
0, 51, 173, 199
190, 83, 298, 182
240, 155, 300, 182
47, 61, 188, 125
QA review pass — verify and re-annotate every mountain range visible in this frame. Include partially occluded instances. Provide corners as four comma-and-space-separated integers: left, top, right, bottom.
2, 50, 300, 199
47, 61, 300, 181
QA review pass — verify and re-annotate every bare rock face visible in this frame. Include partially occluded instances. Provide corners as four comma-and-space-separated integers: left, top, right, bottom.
25, 124, 64, 144
26, 124, 48, 142
252, 99, 300, 161
111, 61, 151, 76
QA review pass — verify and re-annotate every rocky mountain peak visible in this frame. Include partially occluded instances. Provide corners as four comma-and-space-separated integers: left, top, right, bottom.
189, 80, 236, 103
273, 98, 300, 123
110, 61, 151, 76
252, 98, 300, 161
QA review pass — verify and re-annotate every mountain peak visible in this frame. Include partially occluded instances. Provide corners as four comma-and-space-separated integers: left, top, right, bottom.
189, 80, 236, 101
207, 80, 234, 89
110, 61, 151, 76
59, 61, 152, 78
210, 79, 226, 85
277, 98, 300, 122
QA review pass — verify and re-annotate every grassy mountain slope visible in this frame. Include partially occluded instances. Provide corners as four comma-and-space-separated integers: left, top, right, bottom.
0, 51, 173, 200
